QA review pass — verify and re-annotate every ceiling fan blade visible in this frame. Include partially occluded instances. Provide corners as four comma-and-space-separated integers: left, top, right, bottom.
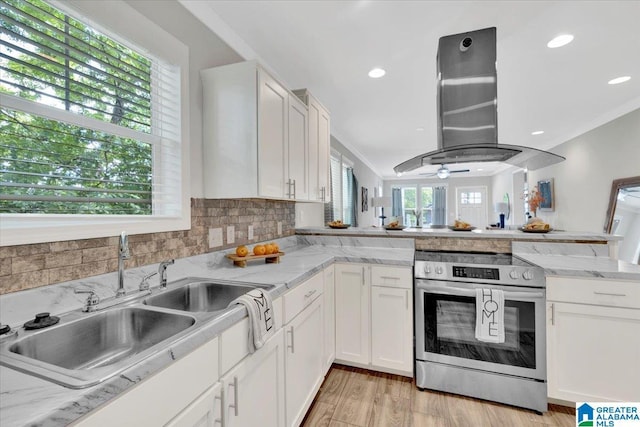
450, 169, 471, 174
419, 172, 438, 177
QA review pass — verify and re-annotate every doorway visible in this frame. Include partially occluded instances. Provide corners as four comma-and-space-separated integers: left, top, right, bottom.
456, 186, 488, 227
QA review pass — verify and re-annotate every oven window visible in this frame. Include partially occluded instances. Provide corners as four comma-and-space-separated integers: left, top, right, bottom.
424, 293, 536, 369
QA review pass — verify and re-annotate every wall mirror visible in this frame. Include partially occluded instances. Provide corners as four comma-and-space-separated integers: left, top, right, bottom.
604, 176, 640, 264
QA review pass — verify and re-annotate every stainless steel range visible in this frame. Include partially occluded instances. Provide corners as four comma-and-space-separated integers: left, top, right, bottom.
414, 251, 547, 413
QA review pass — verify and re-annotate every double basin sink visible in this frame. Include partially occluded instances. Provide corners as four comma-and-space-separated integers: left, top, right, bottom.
0, 278, 271, 388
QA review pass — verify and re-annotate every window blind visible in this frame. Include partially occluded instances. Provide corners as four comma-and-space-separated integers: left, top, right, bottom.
0, 0, 181, 215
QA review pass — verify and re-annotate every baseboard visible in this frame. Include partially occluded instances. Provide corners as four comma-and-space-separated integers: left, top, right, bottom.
333, 359, 413, 378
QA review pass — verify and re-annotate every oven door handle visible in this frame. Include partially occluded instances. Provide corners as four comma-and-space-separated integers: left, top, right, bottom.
418, 284, 544, 300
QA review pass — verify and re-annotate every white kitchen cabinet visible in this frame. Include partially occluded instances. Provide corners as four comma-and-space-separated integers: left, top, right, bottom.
74, 338, 219, 427
221, 329, 286, 427
335, 263, 370, 365
323, 264, 336, 373
284, 297, 324, 427
201, 61, 310, 201
258, 70, 289, 199
547, 276, 640, 402
371, 286, 413, 375
294, 89, 331, 202
287, 94, 308, 200
165, 383, 223, 427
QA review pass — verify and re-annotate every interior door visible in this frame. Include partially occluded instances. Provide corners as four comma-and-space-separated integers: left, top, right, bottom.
456, 186, 488, 227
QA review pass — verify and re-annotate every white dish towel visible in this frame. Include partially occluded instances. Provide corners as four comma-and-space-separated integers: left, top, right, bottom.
229, 288, 275, 353
475, 288, 505, 343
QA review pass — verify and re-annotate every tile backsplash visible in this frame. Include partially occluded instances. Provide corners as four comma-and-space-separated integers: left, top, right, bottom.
0, 198, 295, 294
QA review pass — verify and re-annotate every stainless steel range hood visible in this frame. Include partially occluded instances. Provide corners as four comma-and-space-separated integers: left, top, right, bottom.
394, 27, 564, 175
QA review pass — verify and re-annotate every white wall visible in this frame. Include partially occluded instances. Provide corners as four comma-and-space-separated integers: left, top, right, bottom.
383, 176, 494, 226
126, 1, 243, 198
492, 108, 640, 232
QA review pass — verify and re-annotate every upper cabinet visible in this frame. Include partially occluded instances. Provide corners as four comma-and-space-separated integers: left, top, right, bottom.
294, 89, 331, 203
201, 61, 328, 202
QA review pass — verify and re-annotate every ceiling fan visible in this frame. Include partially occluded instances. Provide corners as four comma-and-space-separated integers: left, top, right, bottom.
420, 164, 470, 179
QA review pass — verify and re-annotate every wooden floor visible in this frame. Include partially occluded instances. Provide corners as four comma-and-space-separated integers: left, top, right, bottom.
301, 365, 575, 427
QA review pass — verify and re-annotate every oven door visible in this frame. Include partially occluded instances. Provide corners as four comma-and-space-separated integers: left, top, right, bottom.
415, 279, 546, 381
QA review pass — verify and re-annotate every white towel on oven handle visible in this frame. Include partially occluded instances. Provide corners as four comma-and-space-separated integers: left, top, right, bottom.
475, 288, 505, 343
229, 288, 275, 353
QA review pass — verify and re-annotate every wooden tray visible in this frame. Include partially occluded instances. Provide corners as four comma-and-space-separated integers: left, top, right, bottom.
226, 252, 285, 268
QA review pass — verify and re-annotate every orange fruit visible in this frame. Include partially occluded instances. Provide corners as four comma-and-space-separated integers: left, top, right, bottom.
270, 242, 279, 253
235, 245, 248, 257
253, 244, 266, 256
264, 243, 275, 255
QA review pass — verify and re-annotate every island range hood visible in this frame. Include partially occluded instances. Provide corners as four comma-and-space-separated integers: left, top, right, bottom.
394, 27, 565, 175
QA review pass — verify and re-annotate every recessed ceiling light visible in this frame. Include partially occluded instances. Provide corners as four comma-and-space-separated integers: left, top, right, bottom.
396, 172, 403, 177
416, 127, 425, 131
477, 168, 484, 171
608, 76, 631, 85
531, 130, 545, 135
547, 34, 574, 48
368, 68, 386, 78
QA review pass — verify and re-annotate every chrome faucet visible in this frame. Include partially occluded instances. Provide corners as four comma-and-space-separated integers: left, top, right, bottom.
158, 259, 175, 288
116, 232, 131, 297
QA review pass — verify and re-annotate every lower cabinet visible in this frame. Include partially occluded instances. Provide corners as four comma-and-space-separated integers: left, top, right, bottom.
221, 328, 286, 427
165, 383, 223, 427
335, 263, 370, 365
334, 263, 413, 376
547, 276, 640, 402
284, 297, 324, 427
323, 264, 336, 374
371, 285, 413, 374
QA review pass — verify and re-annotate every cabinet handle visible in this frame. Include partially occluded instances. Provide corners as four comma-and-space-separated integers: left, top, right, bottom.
215, 388, 225, 425
292, 179, 296, 199
229, 376, 239, 417
379, 275, 400, 281
550, 303, 555, 326
304, 289, 317, 298
593, 291, 627, 297
287, 326, 295, 353
286, 179, 292, 198
320, 186, 325, 201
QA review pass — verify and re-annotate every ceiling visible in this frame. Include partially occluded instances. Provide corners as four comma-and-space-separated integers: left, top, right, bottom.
183, 1, 640, 179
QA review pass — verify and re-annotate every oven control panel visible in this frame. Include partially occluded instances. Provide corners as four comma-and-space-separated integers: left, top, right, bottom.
452, 266, 500, 280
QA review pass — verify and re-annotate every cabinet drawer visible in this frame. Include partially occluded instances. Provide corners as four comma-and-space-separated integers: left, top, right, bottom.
283, 271, 323, 324
547, 276, 640, 309
371, 265, 412, 289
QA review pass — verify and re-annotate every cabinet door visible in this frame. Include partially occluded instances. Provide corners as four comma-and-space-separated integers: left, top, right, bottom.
547, 302, 640, 402
307, 99, 320, 201
258, 70, 288, 198
371, 286, 413, 375
323, 265, 336, 373
317, 105, 330, 203
288, 95, 308, 200
165, 383, 223, 427
222, 329, 285, 427
285, 297, 324, 427
335, 263, 370, 365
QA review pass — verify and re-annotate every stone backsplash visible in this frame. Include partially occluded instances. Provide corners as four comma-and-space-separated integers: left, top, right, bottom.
0, 198, 295, 294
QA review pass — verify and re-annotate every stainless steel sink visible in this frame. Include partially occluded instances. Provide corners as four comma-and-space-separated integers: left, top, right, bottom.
144, 280, 269, 313
0, 307, 196, 388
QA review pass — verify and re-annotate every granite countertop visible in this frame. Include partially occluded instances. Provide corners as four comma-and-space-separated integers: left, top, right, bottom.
0, 236, 414, 427
513, 242, 640, 281
296, 226, 623, 241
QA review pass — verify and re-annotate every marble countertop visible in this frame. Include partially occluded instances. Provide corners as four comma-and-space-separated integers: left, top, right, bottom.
0, 235, 414, 427
296, 226, 622, 241
513, 242, 640, 281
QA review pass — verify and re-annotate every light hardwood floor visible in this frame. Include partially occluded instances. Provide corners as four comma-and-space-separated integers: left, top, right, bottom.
302, 365, 575, 427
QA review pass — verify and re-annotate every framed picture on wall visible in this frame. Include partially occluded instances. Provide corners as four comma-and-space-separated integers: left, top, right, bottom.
537, 179, 554, 211
361, 187, 368, 212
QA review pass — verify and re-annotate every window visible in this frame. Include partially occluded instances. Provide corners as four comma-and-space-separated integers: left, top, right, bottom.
460, 191, 482, 205
392, 184, 446, 226
0, 0, 189, 245
326, 150, 355, 224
